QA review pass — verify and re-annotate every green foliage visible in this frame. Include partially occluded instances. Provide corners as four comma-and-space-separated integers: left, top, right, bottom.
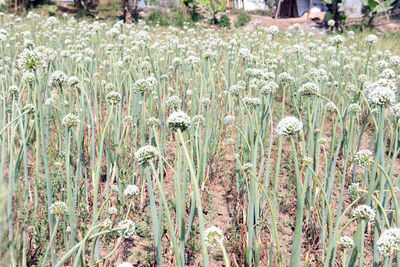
218, 14, 231, 28
45, 5, 58, 15
361, 0, 395, 26
145, 8, 196, 27
235, 11, 250, 27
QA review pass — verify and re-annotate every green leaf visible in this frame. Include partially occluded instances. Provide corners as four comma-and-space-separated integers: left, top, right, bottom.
368, 0, 378, 9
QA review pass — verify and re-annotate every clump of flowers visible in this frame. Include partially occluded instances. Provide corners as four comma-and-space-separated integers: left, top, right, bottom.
18, 49, 46, 70
204, 226, 224, 247
167, 110, 191, 131
103, 218, 113, 229
243, 97, 261, 108
389, 103, 400, 119
277, 72, 294, 86
324, 102, 337, 113
377, 228, 400, 257
276, 116, 303, 136
367, 86, 395, 107
352, 205, 375, 222
134, 145, 158, 166
192, 115, 205, 126
166, 96, 181, 110
224, 115, 235, 126
49, 201, 68, 215
106, 91, 122, 105
117, 219, 136, 238
348, 103, 361, 114
109, 207, 118, 215
298, 82, 319, 97
9, 86, 19, 99
48, 71, 68, 87
229, 84, 244, 97
348, 183, 362, 199
62, 114, 80, 128
355, 150, 372, 168
338, 236, 354, 249
260, 81, 278, 95
365, 34, 378, 46
22, 104, 36, 114
124, 184, 140, 197
117, 263, 133, 267
147, 117, 161, 127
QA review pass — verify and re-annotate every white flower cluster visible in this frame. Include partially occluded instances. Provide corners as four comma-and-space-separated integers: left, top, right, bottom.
367, 86, 395, 107
377, 228, 400, 257
229, 84, 245, 97
277, 72, 294, 86
260, 81, 278, 95
49, 201, 68, 215
22, 104, 36, 114
62, 114, 80, 128
167, 110, 191, 131
355, 149, 372, 168
166, 96, 181, 109
298, 82, 319, 97
243, 97, 261, 108
390, 103, 400, 119
106, 91, 122, 105
347, 103, 361, 114
276, 116, 303, 137
365, 34, 378, 46
48, 71, 68, 87
352, 205, 375, 222
224, 115, 235, 126
134, 145, 158, 166
324, 102, 337, 112
18, 49, 46, 71
338, 236, 354, 249
124, 184, 140, 197
147, 117, 161, 127
117, 262, 133, 267
132, 77, 157, 94
192, 115, 205, 126
117, 219, 136, 238
203, 226, 224, 248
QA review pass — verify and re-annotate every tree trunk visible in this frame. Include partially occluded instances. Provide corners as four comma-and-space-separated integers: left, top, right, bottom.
124, 0, 132, 23
14, 0, 18, 12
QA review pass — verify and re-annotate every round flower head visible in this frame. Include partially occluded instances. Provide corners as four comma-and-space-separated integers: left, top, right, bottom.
134, 145, 158, 166
204, 226, 224, 247
132, 79, 150, 94
117, 263, 133, 267
348, 183, 362, 199
329, 35, 345, 46
111, 184, 118, 192
49, 201, 67, 215
367, 86, 395, 107
377, 228, 400, 257
347, 103, 361, 114
192, 115, 205, 126
243, 97, 261, 108
390, 103, 400, 119
365, 34, 378, 46
68, 76, 80, 87
338, 236, 354, 249
242, 163, 253, 172
327, 19, 335, 27
276, 116, 303, 137
224, 115, 235, 126
298, 82, 319, 97
302, 156, 313, 167
9, 86, 19, 99
22, 103, 36, 114
103, 218, 113, 229
166, 96, 181, 110
22, 72, 34, 85
48, 71, 68, 87
147, 117, 161, 127
260, 81, 278, 95
124, 184, 140, 197
106, 91, 122, 105
117, 219, 136, 238
167, 110, 191, 131
109, 207, 118, 215
229, 84, 244, 97
267, 25, 279, 35
18, 49, 46, 70
324, 102, 337, 112
355, 150, 372, 168
277, 72, 294, 86
62, 114, 80, 128
352, 205, 375, 222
